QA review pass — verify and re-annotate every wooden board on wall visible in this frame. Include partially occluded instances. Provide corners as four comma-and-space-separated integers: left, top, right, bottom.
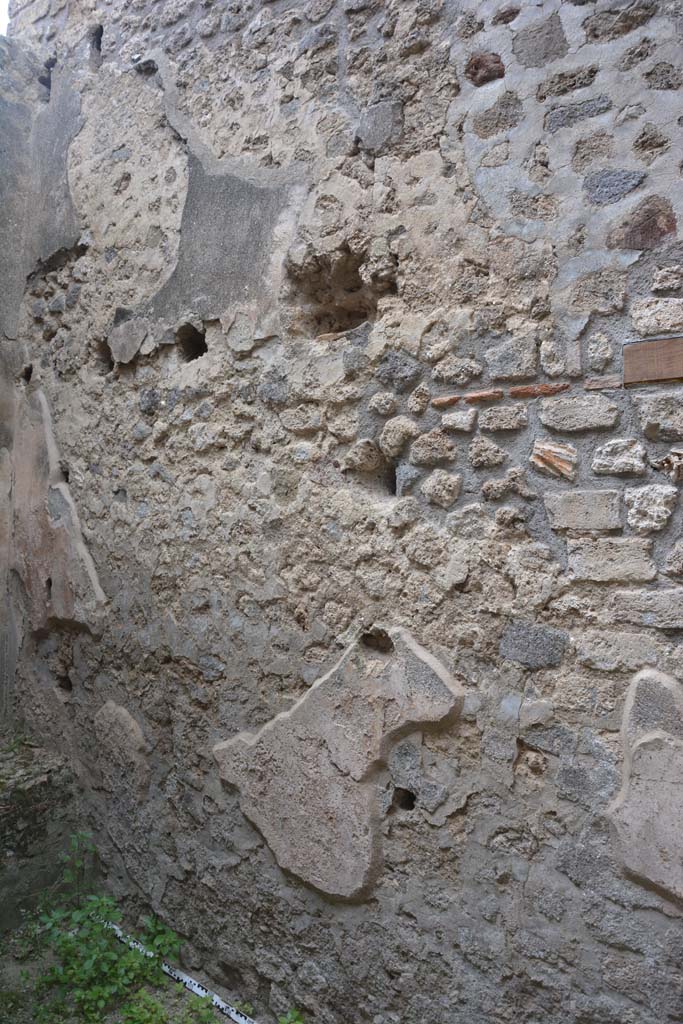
624, 335, 683, 386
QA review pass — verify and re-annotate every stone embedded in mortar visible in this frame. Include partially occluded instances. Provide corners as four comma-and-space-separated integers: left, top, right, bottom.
469, 436, 507, 469
536, 65, 598, 102
107, 317, 149, 364
529, 440, 578, 481
472, 91, 523, 138
465, 52, 505, 86
378, 416, 420, 458
356, 100, 404, 156
395, 462, 422, 497
651, 446, 683, 482
410, 429, 457, 466
421, 470, 462, 508
645, 61, 683, 90
652, 265, 683, 292
369, 391, 398, 416
375, 350, 421, 393
280, 404, 323, 435
512, 13, 568, 68
539, 394, 619, 432
583, 2, 658, 43
591, 438, 646, 476
607, 669, 683, 904
611, 589, 683, 630
633, 124, 671, 166
583, 169, 646, 207
607, 196, 676, 250
665, 541, 683, 575
341, 439, 384, 474
586, 331, 613, 372
634, 390, 683, 440
481, 466, 535, 501
441, 408, 477, 432
485, 335, 538, 380
545, 95, 612, 134
213, 627, 464, 900
631, 298, 683, 336
479, 404, 528, 432
432, 355, 483, 386
624, 484, 677, 534
567, 537, 656, 583
407, 382, 431, 415
499, 620, 568, 670
544, 489, 622, 531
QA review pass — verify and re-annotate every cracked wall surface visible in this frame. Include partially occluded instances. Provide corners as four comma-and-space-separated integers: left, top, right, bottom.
2, 1, 683, 1022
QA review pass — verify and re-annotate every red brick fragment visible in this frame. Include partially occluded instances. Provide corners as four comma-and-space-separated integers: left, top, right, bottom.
464, 388, 505, 404
508, 382, 570, 398
431, 395, 461, 409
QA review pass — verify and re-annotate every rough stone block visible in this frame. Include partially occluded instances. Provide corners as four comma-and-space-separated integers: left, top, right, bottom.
441, 408, 477, 432
634, 391, 683, 440
421, 470, 462, 508
512, 13, 568, 68
631, 298, 683, 336
608, 196, 676, 249
499, 620, 568, 669
479, 404, 528, 432
591, 438, 646, 476
567, 537, 656, 582
485, 335, 538, 380
545, 95, 612, 133
575, 630, 661, 672
544, 490, 621, 531
409, 429, 457, 466
539, 394, 619, 432
611, 589, 683, 630
583, 169, 645, 207
624, 484, 677, 534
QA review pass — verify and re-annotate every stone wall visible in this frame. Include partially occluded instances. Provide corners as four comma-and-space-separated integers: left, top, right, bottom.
2, 1, 683, 1021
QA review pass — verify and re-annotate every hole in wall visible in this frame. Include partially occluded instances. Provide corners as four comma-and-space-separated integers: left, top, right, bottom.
384, 463, 397, 496
176, 323, 208, 362
19, 364, 33, 384
390, 787, 416, 812
360, 626, 394, 653
94, 338, 115, 374
90, 24, 104, 68
38, 57, 56, 97
46, 577, 53, 602
57, 673, 73, 693
285, 246, 395, 337
60, 462, 70, 484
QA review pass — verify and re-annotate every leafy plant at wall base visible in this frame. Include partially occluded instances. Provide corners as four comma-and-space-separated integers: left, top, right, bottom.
278, 1011, 305, 1024
121, 988, 170, 1023
33, 832, 183, 1022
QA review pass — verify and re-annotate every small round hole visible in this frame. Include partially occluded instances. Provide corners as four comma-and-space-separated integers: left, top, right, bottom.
360, 627, 394, 653
176, 323, 207, 362
391, 787, 416, 812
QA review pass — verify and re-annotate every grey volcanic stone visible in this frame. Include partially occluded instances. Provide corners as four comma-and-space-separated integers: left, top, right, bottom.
356, 100, 404, 156
545, 95, 612, 133
512, 14, 568, 68
583, 169, 645, 206
500, 620, 568, 669
375, 350, 422, 392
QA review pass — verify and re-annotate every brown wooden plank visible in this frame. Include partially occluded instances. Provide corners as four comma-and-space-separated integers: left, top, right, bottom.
624, 335, 683, 386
